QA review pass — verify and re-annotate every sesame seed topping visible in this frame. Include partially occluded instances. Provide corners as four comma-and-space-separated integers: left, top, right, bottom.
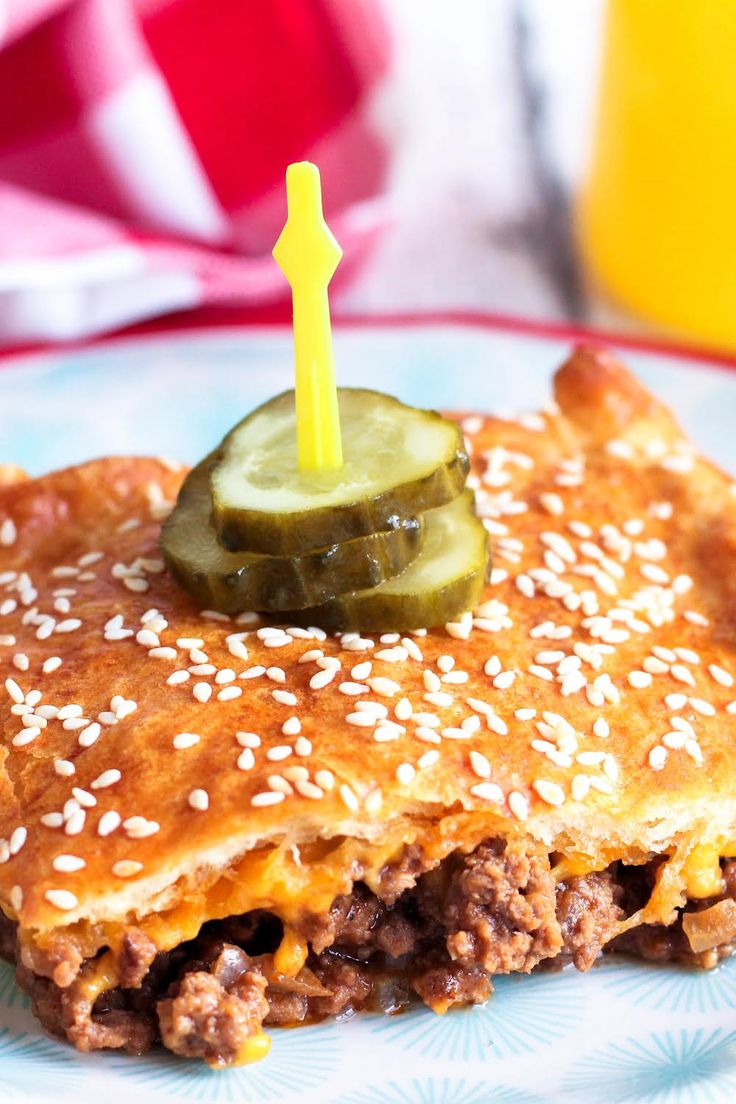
396, 763, 416, 785
251, 791, 285, 807
173, 732, 200, 749
469, 750, 492, 779
648, 746, 668, 771
96, 811, 121, 837
217, 686, 242, 702
90, 770, 121, 790
45, 889, 78, 910
188, 789, 209, 811
532, 779, 565, 806
508, 791, 529, 820
112, 860, 144, 878
709, 664, 733, 688
470, 781, 504, 803
282, 716, 301, 736
52, 854, 86, 873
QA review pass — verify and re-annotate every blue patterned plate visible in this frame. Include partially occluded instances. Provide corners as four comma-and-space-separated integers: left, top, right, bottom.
1, 322, 736, 1104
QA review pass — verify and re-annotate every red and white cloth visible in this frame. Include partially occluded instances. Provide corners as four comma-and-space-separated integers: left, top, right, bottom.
0, 0, 390, 344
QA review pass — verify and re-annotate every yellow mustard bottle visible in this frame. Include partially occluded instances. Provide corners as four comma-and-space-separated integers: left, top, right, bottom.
579, 0, 736, 349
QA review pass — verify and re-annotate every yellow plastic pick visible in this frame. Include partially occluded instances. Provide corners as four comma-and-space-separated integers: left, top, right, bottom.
273, 161, 343, 472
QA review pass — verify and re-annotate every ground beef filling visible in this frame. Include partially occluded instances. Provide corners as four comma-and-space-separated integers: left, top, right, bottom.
2, 843, 735, 1064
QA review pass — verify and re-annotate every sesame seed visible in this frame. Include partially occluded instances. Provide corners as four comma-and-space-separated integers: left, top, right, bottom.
310, 668, 336, 690
338, 681, 369, 696
237, 732, 260, 748
689, 697, 716, 716
42, 657, 62, 674
188, 789, 209, 811
54, 759, 76, 778
240, 666, 266, 680
52, 855, 86, 873
217, 686, 242, 702
469, 750, 491, 779
671, 664, 696, 687
229, 731, 255, 765
418, 750, 440, 769
251, 791, 285, 808
665, 693, 688, 710
90, 769, 121, 790
593, 718, 609, 738
41, 813, 64, 828
643, 656, 669, 675
515, 708, 537, 721
571, 774, 591, 801
45, 889, 78, 910
648, 746, 668, 771
315, 769, 335, 791
470, 782, 504, 803
295, 779, 323, 800
113, 860, 144, 878
64, 810, 86, 836
532, 779, 565, 806
72, 787, 96, 808
529, 664, 554, 682
282, 716, 301, 736
684, 610, 709, 627
424, 690, 454, 708
149, 647, 177, 660
294, 736, 312, 756
12, 727, 39, 747
267, 745, 292, 762
189, 663, 215, 676
367, 676, 402, 698
628, 671, 653, 689
416, 726, 441, 744
9, 885, 22, 911
9, 827, 26, 855
93, 810, 121, 838
396, 763, 415, 785
395, 697, 413, 721
193, 683, 212, 703
123, 817, 159, 838
709, 664, 733, 688
339, 784, 359, 811
5, 678, 23, 704
508, 791, 529, 820
167, 670, 190, 685
351, 661, 372, 680
173, 732, 200, 749
78, 722, 101, 748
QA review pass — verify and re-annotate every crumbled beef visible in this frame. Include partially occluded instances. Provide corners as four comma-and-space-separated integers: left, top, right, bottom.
320, 883, 419, 959
18, 933, 83, 989
557, 870, 625, 970
614, 859, 736, 969
442, 839, 562, 973
158, 965, 268, 1066
5, 840, 736, 1065
308, 951, 373, 1018
117, 928, 158, 989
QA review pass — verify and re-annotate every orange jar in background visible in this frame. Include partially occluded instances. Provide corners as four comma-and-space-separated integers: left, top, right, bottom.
579, 0, 736, 350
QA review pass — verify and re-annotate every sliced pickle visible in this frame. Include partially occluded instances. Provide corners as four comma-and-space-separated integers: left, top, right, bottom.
160, 459, 424, 614
284, 491, 490, 632
210, 389, 469, 555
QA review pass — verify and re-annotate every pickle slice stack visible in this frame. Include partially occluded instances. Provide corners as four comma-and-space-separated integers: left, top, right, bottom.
161, 389, 490, 631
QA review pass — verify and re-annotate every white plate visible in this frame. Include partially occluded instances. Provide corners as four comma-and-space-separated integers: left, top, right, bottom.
1, 322, 736, 1104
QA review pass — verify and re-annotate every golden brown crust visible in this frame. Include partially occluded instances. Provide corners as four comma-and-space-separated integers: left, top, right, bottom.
1, 348, 736, 943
